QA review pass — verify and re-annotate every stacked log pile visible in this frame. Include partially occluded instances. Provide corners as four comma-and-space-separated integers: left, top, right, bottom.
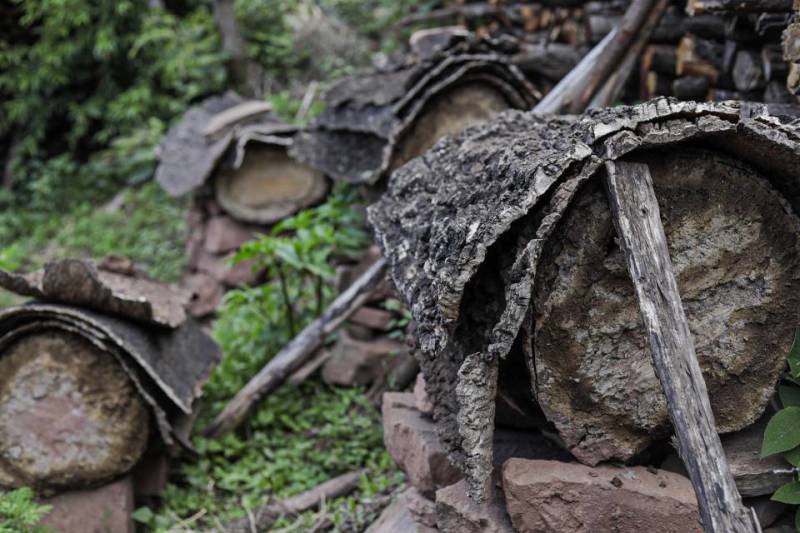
635, 0, 798, 104
367, 98, 800, 530
0, 258, 220, 530
784, 1, 800, 99
156, 93, 327, 318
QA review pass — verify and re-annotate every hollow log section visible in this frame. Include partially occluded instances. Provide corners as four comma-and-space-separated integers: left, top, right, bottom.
290, 37, 539, 186
604, 159, 755, 531
0, 302, 220, 491
367, 98, 800, 506
155, 93, 327, 224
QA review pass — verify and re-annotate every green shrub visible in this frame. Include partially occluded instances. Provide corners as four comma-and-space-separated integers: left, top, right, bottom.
0, 488, 51, 533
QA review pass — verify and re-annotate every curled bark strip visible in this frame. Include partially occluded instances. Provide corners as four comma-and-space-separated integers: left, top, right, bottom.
368, 97, 800, 501
290, 36, 539, 186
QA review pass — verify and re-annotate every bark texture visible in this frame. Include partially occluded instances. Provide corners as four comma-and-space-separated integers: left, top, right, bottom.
368, 97, 800, 502
290, 36, 539, 186
0, 302, 220, 447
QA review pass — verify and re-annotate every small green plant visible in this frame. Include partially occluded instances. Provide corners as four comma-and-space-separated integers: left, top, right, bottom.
761, 332, 800, 529
0, 488, 52, 533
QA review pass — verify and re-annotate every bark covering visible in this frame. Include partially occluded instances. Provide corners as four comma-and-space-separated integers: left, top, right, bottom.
367, 97, 800, 501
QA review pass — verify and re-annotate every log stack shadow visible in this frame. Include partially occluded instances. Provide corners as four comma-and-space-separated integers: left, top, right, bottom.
0, 259, 220, 531
367, 98, 800, 531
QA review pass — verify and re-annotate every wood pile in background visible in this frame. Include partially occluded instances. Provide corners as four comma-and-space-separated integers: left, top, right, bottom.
634, 0, 798, 103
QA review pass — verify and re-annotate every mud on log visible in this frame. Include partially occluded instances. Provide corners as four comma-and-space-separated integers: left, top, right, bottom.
368, 98, 800, 503
290, 36, 539, 187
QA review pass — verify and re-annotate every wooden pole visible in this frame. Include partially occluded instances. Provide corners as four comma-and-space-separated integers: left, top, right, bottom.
603, 160, 758, 533
204, 258, 388, 438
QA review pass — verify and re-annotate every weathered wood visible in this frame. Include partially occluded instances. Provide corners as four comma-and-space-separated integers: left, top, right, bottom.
368, 98, 800, 503
603, 159, 756, 532
0, 303, 221, 445
0, 330, 149, 491
571, 0, 658, 112
216, 469, 366, 533
687, 0, 794, 15
214, 140, 328, 224
205, 258, 388, 438
734, 49, 767, 91
672, 75, 711, 99
590, 0, 668, 108
533, 149, 800, 465
291, 36, 538, 186
511, 42, 582, 82
676, 35, 721, 83
0, 259, 190, 328
643, 45, 677, 74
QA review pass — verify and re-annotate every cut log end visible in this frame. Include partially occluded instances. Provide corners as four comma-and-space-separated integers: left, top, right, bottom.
533, 148, 800, 465
388, 82, 513, 175
0, 330, 149, 491
215, 144, 328, 224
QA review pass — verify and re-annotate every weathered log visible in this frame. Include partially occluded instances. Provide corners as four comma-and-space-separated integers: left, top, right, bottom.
368, 98, 800, 502
642, 44, 678, 74
535, 148, 800, 465
762, 44, 790, 81
676, 35, 723, 83
734, 49, 768, 91
643, 71, 675, 100
290, 36, 538, 186
156, 95, 326, 224
687, 0, 794, 16
672, 74, 711, 98
205, 257, 388, 438
0, 330, 149, 491
216, 469, 366, 533
511, 42, 582, 82
0, 303, 220, 449
603, 159, 756, 532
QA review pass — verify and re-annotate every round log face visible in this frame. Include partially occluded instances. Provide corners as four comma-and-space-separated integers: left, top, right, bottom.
0, 330, 149, 490
388, 82, 511, 174
215, 144, 328, 224
533, 149, 800, 465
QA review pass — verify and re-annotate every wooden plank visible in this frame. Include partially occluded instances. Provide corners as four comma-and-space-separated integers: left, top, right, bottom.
603, 160, 758, 533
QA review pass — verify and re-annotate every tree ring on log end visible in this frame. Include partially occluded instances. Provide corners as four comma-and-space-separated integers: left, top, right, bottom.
214, 143, 328, 224
388, 81, 515, 175
533, 148, 800, 465
0, 329, 149, 491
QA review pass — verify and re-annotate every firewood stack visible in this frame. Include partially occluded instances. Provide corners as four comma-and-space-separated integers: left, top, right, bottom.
784, 0, 800, 99
637, 0, 798, 104
0, 258, 219, 529
156, 93, 328, 318
367, 98, 800, 530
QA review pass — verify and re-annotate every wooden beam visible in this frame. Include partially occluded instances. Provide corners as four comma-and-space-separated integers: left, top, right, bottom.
603, 160, 758, 533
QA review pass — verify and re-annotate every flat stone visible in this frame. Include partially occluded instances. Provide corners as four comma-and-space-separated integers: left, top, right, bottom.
404, 486, 437, 528
350, 306, 394, 331
203, 216, 255, 254
414, 373, 434, 416
222, 256, 260, 287
382, 392, 462, 498
322, 332, 406, 386
435, 479, 513, 533
366, 494, 438, 533
502, 459, 702, 533
182, 272, 223, 318
41, 476, 135, 533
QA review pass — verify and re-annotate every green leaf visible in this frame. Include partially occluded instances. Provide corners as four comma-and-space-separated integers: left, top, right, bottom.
131, 506, 154, 524
788, 331, 800, 378
785, 445, 800, 466
761, 407, 800, 457
780, 384, 800, 408
772, 481, 800, 504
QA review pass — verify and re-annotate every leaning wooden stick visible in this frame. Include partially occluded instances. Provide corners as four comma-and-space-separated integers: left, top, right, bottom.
604, 160, 758, 533
215, 469, 367, 532
534, 0, 658, 113
205, 258, 388, 438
